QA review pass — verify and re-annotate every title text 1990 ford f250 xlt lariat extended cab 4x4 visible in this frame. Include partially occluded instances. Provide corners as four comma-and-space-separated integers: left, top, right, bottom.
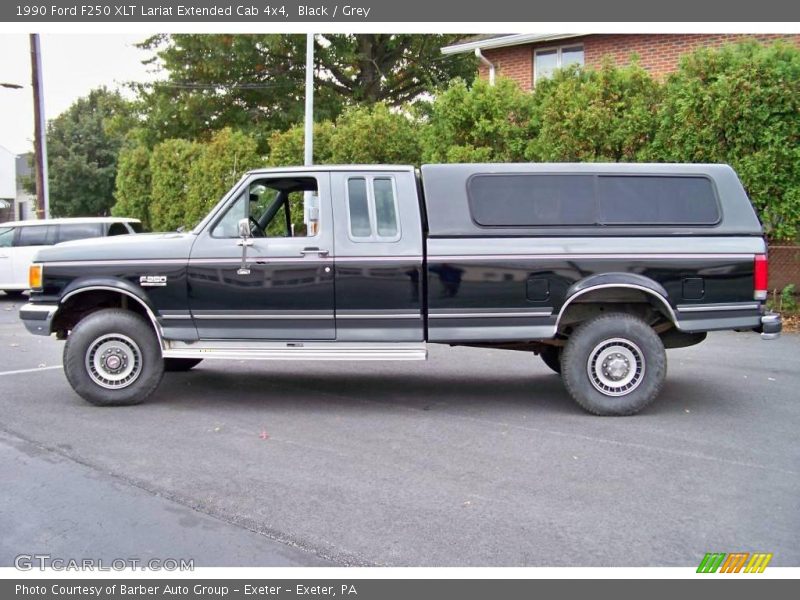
20, 163, 781, 415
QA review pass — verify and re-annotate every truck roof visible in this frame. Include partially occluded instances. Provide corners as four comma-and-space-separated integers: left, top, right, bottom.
247, 165, 415, 175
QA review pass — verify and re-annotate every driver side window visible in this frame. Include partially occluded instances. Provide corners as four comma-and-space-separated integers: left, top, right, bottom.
211, 177, 318, 239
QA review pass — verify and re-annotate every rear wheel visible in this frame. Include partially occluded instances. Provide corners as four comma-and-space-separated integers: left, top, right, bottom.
164, 358, 203, 372
561, 313, 666, 416
539, 346, 562, 374
63, 309, 164, 406
2, 290, 25, 298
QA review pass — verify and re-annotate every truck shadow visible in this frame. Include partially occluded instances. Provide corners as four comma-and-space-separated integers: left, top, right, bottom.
154, 367, 581, 415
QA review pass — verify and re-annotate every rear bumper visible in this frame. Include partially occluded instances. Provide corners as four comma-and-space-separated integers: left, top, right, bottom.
19, 302, 57, 336
758, 312, 782, 340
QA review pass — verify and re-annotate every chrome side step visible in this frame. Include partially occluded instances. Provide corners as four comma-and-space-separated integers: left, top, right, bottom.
163, 340, 427, 361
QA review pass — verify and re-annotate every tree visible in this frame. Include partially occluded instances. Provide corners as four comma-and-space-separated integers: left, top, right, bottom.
328, 104, 422, 165
46, 88, 133, 217
527, 60, 662, 162
148, 139, 202, 231
133, 34, 475, 147
184, 128, 262, 227
267, 122, 336, 166
651, 42, 800, 240
422, 78, 536, 163
112, 143, 152, 229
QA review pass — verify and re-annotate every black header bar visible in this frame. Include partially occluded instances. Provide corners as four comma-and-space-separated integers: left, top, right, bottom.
4, 0, 800, 22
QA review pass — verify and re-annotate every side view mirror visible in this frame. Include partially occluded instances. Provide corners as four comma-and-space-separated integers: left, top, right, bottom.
237, 218, 251, 239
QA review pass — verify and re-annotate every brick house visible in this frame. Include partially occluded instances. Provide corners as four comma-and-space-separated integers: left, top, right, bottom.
441, 34, 800, 89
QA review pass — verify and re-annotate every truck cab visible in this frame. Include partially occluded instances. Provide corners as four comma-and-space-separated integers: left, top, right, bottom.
19, 163, 781, 415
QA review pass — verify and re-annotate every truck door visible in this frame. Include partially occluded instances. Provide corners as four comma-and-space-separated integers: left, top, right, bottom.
329, 170, 424, 342
187, 172, 336, 340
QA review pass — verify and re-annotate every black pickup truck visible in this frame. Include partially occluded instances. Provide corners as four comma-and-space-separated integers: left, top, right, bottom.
20, 163, 781, 415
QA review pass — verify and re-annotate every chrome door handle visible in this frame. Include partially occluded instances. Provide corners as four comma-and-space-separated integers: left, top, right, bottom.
300, 248, 329, 257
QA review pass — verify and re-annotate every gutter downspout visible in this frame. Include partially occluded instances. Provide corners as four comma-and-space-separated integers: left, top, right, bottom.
474, 48, 495, 86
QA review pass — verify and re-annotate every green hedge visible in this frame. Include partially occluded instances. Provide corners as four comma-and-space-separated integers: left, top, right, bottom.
112, 41, 800, 240
650, 42, 800, 240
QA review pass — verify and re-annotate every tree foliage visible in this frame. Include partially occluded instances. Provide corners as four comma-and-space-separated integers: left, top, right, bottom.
328, 104, 422, 164
422, 78, 536, 163
267, 122, 336, 166
112, 143, 152, 229
184, 128, 262, 227
268, 104, 422, 165
527, 60, 662, 162
46, 87, 133, 217
651, 42, 800, 240
148, 139, 202, 231
134, 34, 476, 148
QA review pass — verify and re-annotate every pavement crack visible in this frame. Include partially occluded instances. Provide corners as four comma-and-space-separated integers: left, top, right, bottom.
0, 424, 374, 567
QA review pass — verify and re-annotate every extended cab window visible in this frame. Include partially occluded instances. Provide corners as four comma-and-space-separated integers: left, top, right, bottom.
212, 176, 318, 238
468, 174, 720, 227
346, 176, 401, 241
57, 223, 103, 243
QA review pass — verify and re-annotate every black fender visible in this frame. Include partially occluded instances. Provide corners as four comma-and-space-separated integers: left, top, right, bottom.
59, 276, 159, 315
557, 272, 677, 327
55, 277, 165, 345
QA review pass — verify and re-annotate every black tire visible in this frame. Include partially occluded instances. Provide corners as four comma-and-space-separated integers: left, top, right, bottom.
561, 313, 666, 416
2, 290, 25, 298
63, 308, 164, 406
539, 346, 562, 374
164, 358, 203, 372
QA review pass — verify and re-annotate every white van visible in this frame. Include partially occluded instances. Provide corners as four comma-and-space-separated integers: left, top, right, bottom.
0, 217, 141, 296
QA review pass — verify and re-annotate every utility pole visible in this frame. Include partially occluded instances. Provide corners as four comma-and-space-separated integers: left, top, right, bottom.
303, 33, 317, 235
30, 33, 50, 219
304, 33, 314, 167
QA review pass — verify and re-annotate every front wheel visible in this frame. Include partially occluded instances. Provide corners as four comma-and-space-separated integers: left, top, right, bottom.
63, 309, 164, 406
561, 313, 666, 416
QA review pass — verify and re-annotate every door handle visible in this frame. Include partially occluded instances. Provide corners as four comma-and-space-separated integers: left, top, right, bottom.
300, 248, 329, 257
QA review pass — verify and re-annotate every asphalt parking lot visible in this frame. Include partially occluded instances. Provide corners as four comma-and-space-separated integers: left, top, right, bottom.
0, 292, 798, 567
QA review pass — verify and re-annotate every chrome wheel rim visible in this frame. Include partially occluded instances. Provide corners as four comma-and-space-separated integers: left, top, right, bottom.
85, 334, 142, 390
587, 337, 645, 397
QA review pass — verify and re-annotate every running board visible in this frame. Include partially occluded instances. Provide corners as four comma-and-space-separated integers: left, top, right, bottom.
163, 340, 428, 361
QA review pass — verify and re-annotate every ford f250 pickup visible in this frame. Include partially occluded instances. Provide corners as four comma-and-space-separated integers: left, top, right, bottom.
19, 163, 781, 415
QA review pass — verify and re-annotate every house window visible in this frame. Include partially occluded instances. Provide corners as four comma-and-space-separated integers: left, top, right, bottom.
534, 44, 585, 83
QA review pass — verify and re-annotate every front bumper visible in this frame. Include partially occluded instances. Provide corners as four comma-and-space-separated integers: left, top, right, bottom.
19, 302, 58, 336
759, 312, 782, 340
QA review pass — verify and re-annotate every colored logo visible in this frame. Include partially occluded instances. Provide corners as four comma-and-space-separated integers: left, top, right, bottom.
697, 552, 773, 573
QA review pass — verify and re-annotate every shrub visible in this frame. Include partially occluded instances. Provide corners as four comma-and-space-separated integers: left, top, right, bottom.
328, 103, 423, 165
527, 61, 662, 162
651, 42, 800, 240
149, 139, 202, 231
184, 128, 262, 227
267, 121, 335, 166
112, 143, 153, 229
422, 78, 536, 163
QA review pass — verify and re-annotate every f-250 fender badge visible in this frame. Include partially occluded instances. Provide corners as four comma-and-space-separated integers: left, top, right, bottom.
139, 275, 168, 287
